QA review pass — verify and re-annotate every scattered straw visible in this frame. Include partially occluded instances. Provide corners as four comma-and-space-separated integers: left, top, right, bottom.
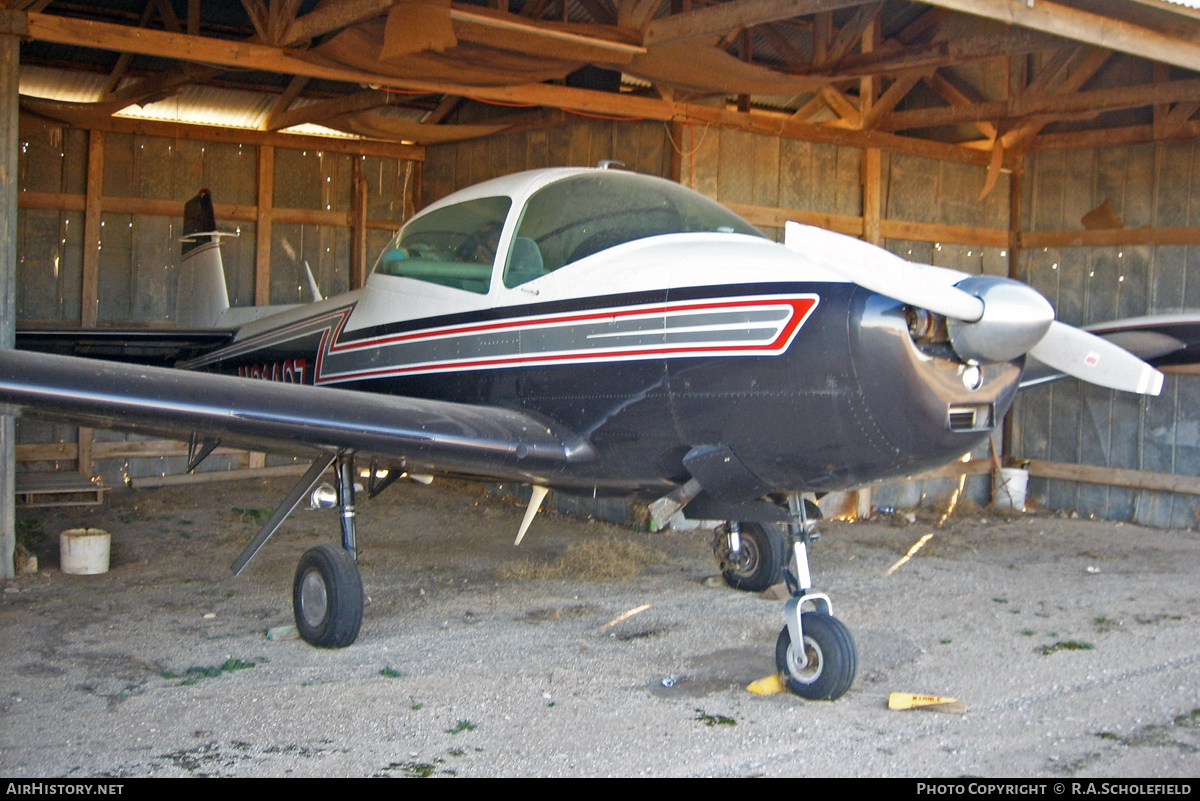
497, 536, 664, 581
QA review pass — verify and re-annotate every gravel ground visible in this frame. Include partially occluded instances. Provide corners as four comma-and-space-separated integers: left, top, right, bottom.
3, 477, 1200, 778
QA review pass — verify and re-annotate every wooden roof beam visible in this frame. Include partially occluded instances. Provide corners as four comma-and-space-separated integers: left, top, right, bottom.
820, 0, 882, 67
925, 71, 997, 140
803, 25, 1062, 77
283, 0, 397, 46
920, 0, 1200, 74
618, 0, 665, 29
21, 9, 996, 165
264, 88, 391, 131
861, 71, 923, 129
643, 0, 872, 47
758, 22, 806, 66
100, 0, 156, 97
1000, 47, 1111, 149
881, 75, 1200, 132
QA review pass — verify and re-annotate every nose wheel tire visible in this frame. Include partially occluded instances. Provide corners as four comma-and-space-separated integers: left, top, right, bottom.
293, 545, 363, 648
775, 611, 857, 700
718, 522, 786, 592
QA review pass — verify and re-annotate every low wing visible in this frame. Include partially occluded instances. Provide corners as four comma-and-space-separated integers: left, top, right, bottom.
16, 328, 235, 367
1021, 313, 1200, 388
0, 350, 595, 477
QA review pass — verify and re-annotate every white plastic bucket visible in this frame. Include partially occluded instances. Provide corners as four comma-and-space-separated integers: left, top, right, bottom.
59, 528, 111, 575
992, 468, 1029, 512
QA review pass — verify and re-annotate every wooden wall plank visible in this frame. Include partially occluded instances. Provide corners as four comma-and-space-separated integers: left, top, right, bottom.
1, 29, 14, 579
255, 145, 274, 306
81, 130, 103, 327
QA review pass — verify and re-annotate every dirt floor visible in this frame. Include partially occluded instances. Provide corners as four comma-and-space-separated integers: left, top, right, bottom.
2, 475, 1200, 778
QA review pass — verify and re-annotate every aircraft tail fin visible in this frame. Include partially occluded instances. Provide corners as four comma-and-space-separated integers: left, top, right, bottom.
175, 189, 232, 328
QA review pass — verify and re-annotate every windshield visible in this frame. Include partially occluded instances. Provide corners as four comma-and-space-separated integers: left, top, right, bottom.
373, 196, 511, 294
503, 172, 763, 287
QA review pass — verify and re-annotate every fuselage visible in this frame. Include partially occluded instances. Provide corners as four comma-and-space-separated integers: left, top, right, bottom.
180, 168, 1020, 497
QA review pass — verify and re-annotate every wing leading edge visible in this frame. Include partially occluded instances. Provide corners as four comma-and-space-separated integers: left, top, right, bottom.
0, 350, 595, 476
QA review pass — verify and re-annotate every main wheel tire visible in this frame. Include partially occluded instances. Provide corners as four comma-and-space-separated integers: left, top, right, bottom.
293, 545, 363, 648
775, 612, 857, 700
719, 522, 786, 592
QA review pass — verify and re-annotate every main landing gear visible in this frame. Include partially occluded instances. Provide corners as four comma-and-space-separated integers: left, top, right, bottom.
231, 453, 366, 648
713, 496, 858, 700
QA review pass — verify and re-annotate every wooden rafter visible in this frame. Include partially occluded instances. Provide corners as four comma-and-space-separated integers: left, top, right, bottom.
100, 0, 156, 97
808, 25, 1063, 78
757, 22, 805, 66
422, 94, 463, 124
919, 0, 1200, 74
264, 89, 391, 131
819, 0, 882, 67
240, 0, 269, 41
617, 0, 665, 29
262, 74, 311, 130
879, 74, 1200, 133
861, 72, 923, 130
1000, 47, 1111, 149
818, 84, 860, 128
925, 71, 997, 140
643, 0, 872, 47
284, 0, 397, 46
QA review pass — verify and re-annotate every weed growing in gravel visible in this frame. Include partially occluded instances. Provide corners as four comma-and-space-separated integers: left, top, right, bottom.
379, 666, 402, 678
694, 709, 736, 727
232, 507, 273, 523
445, 720, 476, 734
376, 759, 454, 778
1038, 640, 1094, 655
162, 658, 263, 685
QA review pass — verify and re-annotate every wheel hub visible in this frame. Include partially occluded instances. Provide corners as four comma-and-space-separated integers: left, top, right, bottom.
788, 636, 824, 684
299, 567, 329, 628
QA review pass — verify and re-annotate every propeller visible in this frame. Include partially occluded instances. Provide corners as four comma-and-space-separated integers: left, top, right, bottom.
784, 222, 1164, 396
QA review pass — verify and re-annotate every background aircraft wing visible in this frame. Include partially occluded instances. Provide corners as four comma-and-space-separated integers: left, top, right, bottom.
16, 328, 235, 367
0, 350, 595, 475
1021, 313, 1200, 388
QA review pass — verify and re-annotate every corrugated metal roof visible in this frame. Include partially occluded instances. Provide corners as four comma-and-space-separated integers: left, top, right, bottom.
19, 65, 361, 139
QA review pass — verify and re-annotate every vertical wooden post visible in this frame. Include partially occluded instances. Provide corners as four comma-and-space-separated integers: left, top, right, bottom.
350, 156, 368, 290
668, 121, 683, 183
77, 427, 94, 478
1002, 159, 1024, 461
0, 18, 18, 579
862, 147, 881, 245
81, 130, 104, 328
255, 145, 274, 305
412, 159, 423, 216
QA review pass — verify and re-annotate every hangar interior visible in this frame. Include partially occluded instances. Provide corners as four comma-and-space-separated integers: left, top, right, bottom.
7, 0, 1200, 576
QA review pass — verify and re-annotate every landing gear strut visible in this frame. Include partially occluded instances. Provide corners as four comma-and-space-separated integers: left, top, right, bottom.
230, 452, 365, 648
293, 456, 364, 647
774, 494, 857, 700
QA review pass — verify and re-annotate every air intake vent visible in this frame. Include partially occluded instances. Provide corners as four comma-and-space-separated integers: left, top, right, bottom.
947, 404, 994, 432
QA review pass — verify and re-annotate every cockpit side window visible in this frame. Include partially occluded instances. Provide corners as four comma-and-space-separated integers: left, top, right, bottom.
503, 172, 762, 287
373, 196, 511, 294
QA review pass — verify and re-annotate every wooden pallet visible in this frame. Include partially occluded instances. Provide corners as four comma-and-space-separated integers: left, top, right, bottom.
16, 472, 107, 507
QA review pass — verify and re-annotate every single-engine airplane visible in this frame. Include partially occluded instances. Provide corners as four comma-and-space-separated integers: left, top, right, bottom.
0, 165, 1167, 701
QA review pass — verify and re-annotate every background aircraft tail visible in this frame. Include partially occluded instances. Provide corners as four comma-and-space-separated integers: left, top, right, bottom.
175, 189, 231, 328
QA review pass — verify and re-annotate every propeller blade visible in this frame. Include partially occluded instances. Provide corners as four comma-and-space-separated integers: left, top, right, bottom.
784, 221, 984, 322
1028, 321, 1164, 395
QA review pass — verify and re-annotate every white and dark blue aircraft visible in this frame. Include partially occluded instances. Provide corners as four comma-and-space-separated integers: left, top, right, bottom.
0, 165, 1167, 701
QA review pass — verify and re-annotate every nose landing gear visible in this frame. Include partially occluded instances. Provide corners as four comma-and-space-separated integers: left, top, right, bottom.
711, 495, 857, 700
774, 494, 857, 700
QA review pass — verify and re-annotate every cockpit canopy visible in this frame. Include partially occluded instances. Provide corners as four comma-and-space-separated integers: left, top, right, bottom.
373, 170, 763, 293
